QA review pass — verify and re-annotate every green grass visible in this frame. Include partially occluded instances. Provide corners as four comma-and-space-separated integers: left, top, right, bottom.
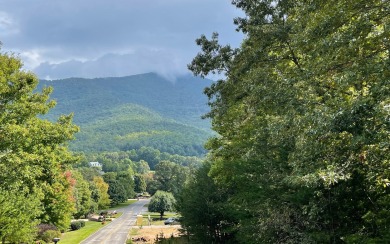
105, 199, 138, 210
60, 221, 105, 244
140, 212, 180, 226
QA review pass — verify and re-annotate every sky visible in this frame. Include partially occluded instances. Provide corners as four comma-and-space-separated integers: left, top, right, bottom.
0, 0, 244, 80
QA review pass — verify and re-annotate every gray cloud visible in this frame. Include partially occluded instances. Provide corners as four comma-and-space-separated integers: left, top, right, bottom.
1, 0, 243, 79
35, 48, 187, 81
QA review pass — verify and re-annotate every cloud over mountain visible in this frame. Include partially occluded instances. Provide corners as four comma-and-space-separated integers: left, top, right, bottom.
2, 0, 243, 79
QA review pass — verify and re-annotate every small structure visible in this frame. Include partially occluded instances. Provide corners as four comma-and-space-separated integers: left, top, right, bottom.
136, 215, 143, 226
89, 161, 102, 169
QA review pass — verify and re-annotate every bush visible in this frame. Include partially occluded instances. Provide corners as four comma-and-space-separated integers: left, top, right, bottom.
41, 229, 61, 242
80, 220, 86, 227
37, 224, 59, 241
70, 221, 85, 231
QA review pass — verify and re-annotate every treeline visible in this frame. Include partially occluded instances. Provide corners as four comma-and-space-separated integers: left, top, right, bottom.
71, 158, 194, 216
82, 147, 202, 170
177, 0, 390, 243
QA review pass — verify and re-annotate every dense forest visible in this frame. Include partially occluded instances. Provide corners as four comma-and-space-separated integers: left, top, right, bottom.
178, 0, 390, 243
37, 73, 213, 157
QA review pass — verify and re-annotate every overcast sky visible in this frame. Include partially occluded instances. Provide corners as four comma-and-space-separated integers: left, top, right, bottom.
1, 0, 244, 80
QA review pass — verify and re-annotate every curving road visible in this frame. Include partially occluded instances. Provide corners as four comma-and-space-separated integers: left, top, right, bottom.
81, 199, 149, 244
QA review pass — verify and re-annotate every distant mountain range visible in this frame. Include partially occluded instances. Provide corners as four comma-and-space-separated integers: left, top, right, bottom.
37, 73, 213, 156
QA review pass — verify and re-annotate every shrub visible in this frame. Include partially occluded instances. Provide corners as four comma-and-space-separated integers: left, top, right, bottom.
80, 220, 86, 227
70, 221, 83, 231
37, 224, 58, 240
41, 229, 61, 242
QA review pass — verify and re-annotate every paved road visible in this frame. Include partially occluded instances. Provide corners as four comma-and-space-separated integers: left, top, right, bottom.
81, 199, 149, 244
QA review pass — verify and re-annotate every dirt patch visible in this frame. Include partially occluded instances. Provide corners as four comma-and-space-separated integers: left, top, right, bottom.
130, 225, 182, 243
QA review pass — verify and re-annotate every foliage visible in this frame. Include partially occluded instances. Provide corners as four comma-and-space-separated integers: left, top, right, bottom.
37, 223, 58, 238
71, 170, 92, 219
117, 170, 136, 199
86, 148, 202, 171
0, 50, 79, 239
135, 160, 150, 174
153, 161, 190, 197
148, 191, 176, 219
178, 162, 236, 243
40, 229, 61, 242
188, 0, 390, 243
134, 174, 147, 193
77, 167, 101, 181
70, 221, 85, 231
0, 188, 41, 243
37, 73, 212, 156
104, 175, 128, 206
91, 176, 111, 209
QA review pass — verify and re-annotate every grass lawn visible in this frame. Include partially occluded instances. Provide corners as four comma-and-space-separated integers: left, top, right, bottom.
105, 199, 138, 210
141, 212, 180, 226
60, 212, 124, 243
60, 200, 135, 243
60, 221, 105, 244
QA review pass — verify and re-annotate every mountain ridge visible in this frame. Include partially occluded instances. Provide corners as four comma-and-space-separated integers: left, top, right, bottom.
37, 72, 213, 156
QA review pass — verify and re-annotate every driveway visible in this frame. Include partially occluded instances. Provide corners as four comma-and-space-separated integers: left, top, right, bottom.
81, 199, 149, 244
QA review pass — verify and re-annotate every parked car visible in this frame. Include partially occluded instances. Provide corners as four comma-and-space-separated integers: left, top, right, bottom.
164, 217, 178, 225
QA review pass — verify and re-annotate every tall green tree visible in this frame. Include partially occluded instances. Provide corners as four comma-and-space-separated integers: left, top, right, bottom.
103, 172, 133, 205
178, 162, 236, 243
189, 0, 390, 242
91, 176, 111, 210
154, 160, 189, 196
0, 49, 79, 236
117, 170, 135, 199
148, 190, 176, 219
135, 160, 150, 174
134, 174, 147, 193
105, 179, 127, 206
0, 188, 41, 243
71, 170, 92, 219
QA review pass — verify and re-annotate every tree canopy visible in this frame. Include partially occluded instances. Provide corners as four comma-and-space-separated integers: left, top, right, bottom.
148, 190, 176, 219
185, 0, 390, 243
0, 49, 79, 240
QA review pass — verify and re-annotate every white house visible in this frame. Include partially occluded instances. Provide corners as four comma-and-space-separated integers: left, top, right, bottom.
89, 161, 102, 168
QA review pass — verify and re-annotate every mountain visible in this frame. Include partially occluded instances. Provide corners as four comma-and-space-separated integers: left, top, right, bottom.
37, 73, 213, 156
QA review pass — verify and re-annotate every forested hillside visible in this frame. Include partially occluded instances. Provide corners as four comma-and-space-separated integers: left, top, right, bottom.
37, 73, 212, 156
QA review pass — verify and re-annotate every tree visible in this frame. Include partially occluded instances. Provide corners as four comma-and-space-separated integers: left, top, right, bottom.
154, 160, 189, 196
0, 188, 41, 243
134, 174, 147, 193
71, 170, 92, 219
135, 160, 150, 174
116, 170, 135, 199
0, 49, 79, 236
178, 162, 236, 243
91, 176, 110, 209
105, 179, 127, 206
189, 0, 390, 242
148, 191, 176, 219
78, 167, 101, 181
135, 147, 161, 169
